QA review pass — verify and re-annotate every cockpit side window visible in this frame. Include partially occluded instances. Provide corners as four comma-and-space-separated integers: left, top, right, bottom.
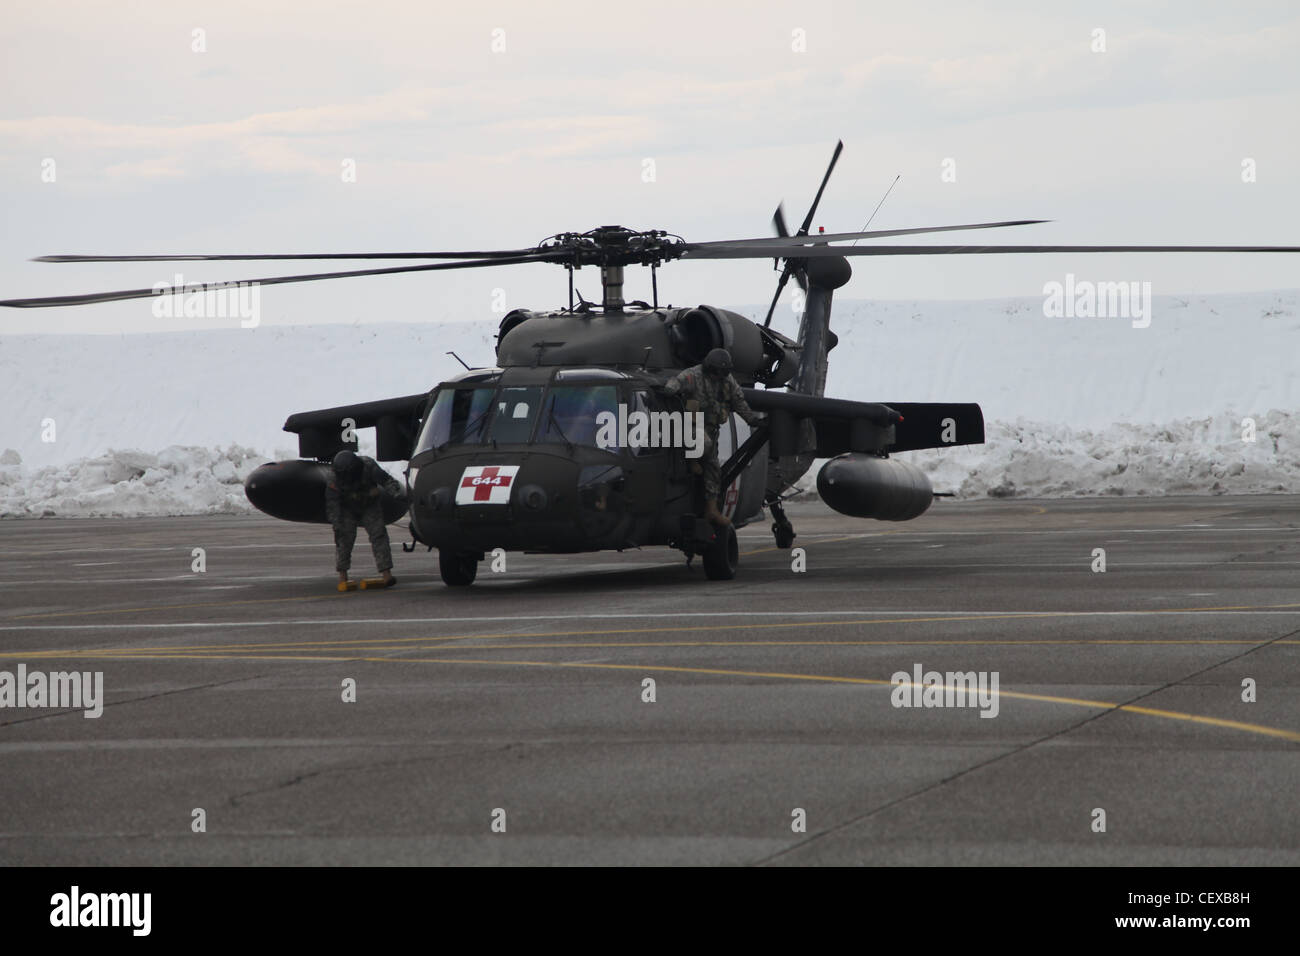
630, 389, 667, 457
415, 386, 495, 454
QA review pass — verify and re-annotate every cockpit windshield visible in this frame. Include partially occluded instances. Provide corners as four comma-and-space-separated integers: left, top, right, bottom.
487, 387, 543, 444
414, 386, 494, 455
415, 381, 626, 452
536, 385, 619, 447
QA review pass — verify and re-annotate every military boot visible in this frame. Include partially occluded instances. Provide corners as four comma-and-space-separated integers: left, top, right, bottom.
705, 498, 731, 527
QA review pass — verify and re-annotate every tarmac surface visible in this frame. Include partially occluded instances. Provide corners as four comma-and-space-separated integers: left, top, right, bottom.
1, 495, 1298, 865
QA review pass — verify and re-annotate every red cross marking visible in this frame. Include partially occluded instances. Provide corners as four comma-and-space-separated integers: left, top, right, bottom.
461, 466, 514, 502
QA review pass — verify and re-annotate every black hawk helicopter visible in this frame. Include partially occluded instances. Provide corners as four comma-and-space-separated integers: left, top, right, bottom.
6, 142, 1299, 583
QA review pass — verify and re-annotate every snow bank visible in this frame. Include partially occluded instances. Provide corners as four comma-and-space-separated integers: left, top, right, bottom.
1, 290, 1297, 515
906, 408, 1296, 499
0, 445, 265, 518
3, 408, 1292, 518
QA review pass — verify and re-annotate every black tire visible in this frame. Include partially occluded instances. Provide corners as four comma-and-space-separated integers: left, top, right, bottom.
702, 524, 739, 580
772, 520, 796, 549
439, 550, 479, 586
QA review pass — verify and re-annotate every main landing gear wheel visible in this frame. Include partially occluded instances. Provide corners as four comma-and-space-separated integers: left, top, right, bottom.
702, 524, 739, 580
439, 550, 479, 586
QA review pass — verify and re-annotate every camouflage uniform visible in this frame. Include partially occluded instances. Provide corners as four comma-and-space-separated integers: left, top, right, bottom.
664, 364, 762, 502
325, 456, 403, 574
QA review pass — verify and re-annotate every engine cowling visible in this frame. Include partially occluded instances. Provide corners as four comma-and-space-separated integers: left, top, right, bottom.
245, 459, 409, 525
816, 454, 933, 522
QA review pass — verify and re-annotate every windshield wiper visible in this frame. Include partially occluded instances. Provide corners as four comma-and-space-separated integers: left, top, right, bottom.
546, 396, 574, 452
458, 403, 494, 444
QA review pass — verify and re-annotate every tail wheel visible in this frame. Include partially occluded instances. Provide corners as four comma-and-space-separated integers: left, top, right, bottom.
702, 524, 739, 580
772, 520, 796, 549
439, 550, 479, 586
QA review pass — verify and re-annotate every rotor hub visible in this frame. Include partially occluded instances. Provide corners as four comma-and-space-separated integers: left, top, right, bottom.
537, 227, 686, 269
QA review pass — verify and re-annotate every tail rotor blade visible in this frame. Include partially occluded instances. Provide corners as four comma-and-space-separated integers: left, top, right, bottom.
797, 139, 843, 237
762, 267, 792, 328
762, 140, 843, 327
773, 203, 790, 239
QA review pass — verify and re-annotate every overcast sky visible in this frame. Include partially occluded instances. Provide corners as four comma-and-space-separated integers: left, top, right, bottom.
2, 0, 1297, 334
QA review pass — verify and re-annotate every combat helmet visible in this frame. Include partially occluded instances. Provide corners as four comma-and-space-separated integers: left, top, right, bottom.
703, 348, 733, 376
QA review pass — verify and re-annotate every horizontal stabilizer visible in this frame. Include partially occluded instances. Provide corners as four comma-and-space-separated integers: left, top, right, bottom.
742, 388, 900, 456
885, 402, 985, 452
741, 389, 983, 457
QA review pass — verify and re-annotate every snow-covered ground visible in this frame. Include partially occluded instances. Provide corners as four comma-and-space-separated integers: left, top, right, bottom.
0, 445, 265, 518
1, 290, 1296, 516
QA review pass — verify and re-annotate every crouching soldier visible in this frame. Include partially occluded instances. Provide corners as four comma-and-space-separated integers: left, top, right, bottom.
327, 449, 404, 590
664, 348, 764, 527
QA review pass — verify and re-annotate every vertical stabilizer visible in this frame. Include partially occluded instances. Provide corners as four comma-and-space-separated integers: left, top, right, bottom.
788, 255, 851, 397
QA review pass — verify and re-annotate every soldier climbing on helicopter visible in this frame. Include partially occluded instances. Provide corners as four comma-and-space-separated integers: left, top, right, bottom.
664, 347, 765, 527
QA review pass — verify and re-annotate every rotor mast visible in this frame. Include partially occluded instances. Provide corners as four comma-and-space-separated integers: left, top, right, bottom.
601, 265, 625, 312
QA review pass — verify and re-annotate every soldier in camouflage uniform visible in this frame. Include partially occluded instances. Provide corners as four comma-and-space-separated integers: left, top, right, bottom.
664, 348, 763, 526
327, 450, 405, 589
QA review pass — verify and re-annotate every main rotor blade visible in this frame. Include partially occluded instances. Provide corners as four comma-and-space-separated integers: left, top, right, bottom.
682, 243, 1300, 261
685, 219, 1050, 252
797, 140, 843, 236
0, 254, 553, 308
34, 249, 539, 263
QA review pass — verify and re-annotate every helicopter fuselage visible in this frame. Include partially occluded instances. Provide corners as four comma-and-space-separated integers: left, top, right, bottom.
406, 363, 765, 556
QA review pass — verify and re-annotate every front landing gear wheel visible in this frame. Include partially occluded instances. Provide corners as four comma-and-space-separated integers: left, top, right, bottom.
702, 524, 739, 580
439, 550, 479, 586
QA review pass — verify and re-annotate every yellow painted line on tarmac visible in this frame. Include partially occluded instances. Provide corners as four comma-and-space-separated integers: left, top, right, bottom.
6, 593, 338, 622
19, 599, 1300, 658
1116, 704, 1298, 739
57, 637, 1300, 658
52, 650, 1299, 743
274, 637, 1300, 652
376, 657, 1300, 743
14, 611, 1071, 657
